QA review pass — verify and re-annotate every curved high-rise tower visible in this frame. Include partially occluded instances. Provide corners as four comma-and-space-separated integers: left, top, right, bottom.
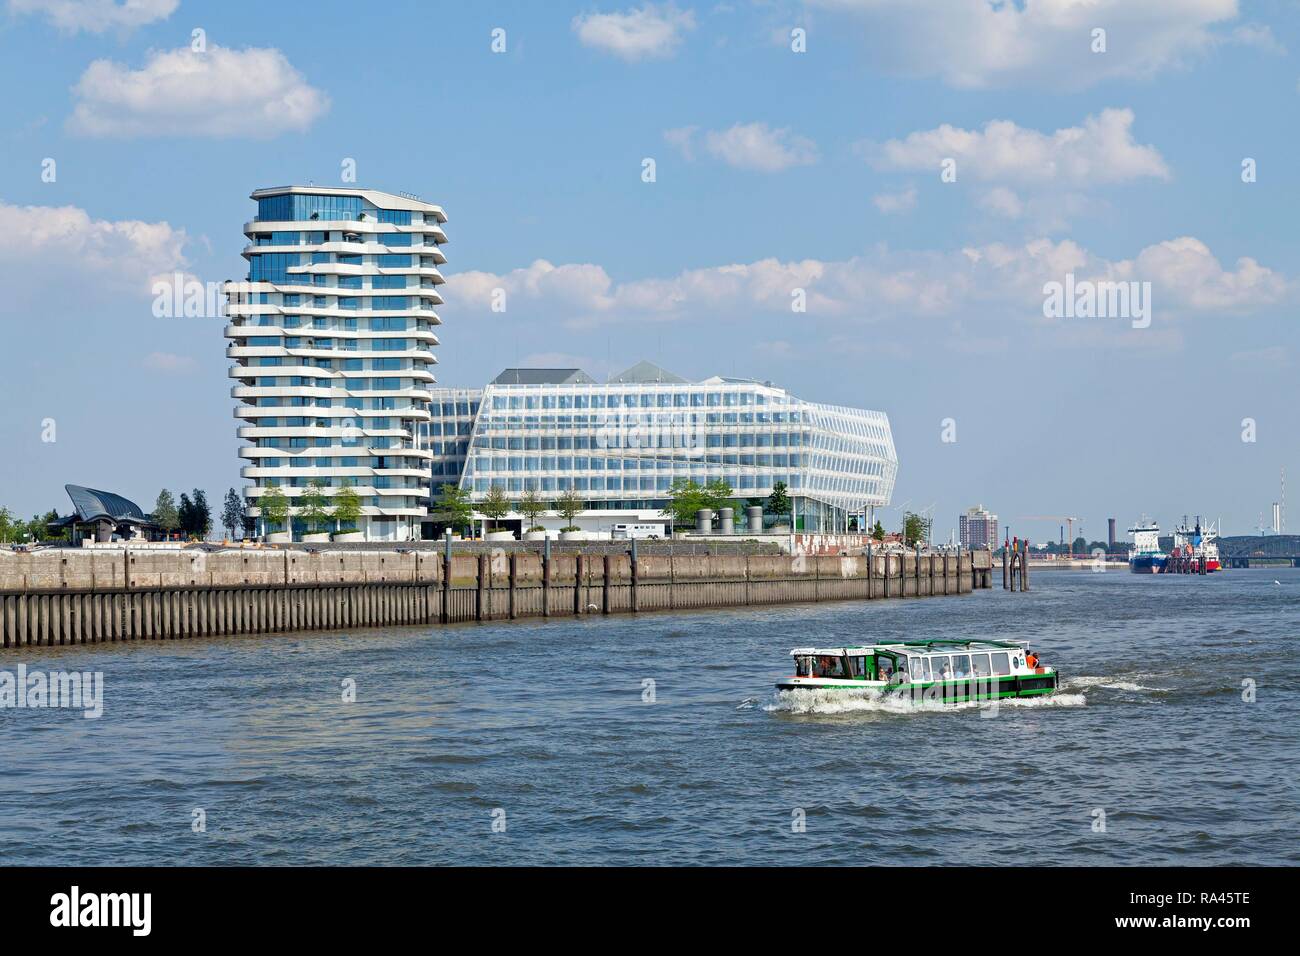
225, 186, 448, 541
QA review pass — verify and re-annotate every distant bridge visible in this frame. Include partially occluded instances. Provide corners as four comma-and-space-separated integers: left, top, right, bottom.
1215, 535, 1300, 568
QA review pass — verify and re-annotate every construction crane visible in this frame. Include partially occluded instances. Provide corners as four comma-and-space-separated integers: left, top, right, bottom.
1019, 515, 1081, 557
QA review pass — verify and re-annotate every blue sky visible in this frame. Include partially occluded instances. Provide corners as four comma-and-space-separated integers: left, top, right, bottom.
1, 0, 1296, 542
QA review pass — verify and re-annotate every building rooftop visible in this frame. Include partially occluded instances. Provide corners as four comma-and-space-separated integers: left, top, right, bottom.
490, 368, 598, 386
63, 484, 149, 524
607, 361, 689, 385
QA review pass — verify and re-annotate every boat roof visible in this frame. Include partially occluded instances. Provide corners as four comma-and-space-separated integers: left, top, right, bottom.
790, 640, 1029, 656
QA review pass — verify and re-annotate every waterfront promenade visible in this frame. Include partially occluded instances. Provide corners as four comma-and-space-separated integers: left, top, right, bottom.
0, 547, 989, 647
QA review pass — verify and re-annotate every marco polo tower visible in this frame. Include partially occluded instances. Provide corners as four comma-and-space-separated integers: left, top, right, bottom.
225, 186, 448, 541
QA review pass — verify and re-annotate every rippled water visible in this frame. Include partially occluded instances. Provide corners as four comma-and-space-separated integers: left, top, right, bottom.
1, 568, 1296, 865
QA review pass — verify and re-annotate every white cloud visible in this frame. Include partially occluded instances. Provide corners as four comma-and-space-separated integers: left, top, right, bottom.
663, 125, 698, 160
666, 122, 819, 172
1229, 23, 1284, 54
872, 186, 917, 214
811, 0, 1241, 89
977, 187, 1023, 219
867, 109, 1169, 186
8, 0, 176, 34
572, 3, 695, 61
143, 351, 197, 374
0, 200, 188, 298
445, 236, 1287, 331
68, 45, 330, 138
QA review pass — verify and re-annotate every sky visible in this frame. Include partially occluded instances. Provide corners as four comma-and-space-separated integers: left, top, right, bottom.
0, 0, 1296, 544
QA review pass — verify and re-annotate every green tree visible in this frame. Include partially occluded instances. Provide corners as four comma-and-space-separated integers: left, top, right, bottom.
702, 478, 734, 514
221, 488, 245, 539
903, 512, 932, 548
178, 493, 195, 537
661, 478, 706, 531
191, 489, 212, 539
766, 481, 790, 523
332, 481, 362, 534
479, 485, 511, 531
554, 488, 584, 530
0, 507, 15, 544
518, 487, 548, 531
299, 479, 330, 534
259, 486, 290, 536
153, 490, 179, 536
871, 520, 885, 542
432, 483, 473, 536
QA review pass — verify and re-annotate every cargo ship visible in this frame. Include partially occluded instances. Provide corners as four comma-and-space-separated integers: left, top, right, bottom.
1128, 518, 1168, 574
1171, 516, 1221, 572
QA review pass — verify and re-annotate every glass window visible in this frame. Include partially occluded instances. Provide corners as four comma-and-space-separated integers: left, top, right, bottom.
971, 653, 992, 677
991, 652, 1011, 676
931, 656, 952, 678
951, 655, 972, 678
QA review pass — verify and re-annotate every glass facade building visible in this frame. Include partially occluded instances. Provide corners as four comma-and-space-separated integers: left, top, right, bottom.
225, 185, 448, 541
425, 363, 897, 534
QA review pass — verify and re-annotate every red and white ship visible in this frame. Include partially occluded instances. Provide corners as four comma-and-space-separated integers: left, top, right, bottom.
1171, 516, 1221, 572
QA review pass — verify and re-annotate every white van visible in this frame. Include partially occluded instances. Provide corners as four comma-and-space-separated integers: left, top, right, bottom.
611, 523, 664, 540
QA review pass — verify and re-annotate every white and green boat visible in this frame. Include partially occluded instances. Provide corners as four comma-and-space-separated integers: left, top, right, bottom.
775, 640, 1059, 703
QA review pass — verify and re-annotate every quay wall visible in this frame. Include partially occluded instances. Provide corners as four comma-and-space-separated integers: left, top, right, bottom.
0, 548, 993, 649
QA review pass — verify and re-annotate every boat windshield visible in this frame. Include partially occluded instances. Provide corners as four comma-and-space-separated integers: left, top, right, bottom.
812, 655, 848, 678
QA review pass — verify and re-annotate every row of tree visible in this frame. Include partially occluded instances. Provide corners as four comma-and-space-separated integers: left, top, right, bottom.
150, 489, 213, 539
249, 480, 363, 536
428, 479, 800, 536
0, 508, 65, 544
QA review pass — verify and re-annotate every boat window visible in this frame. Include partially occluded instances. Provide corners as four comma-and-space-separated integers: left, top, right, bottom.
971, 653, 992, 677
851, 656, 867, 678
931, 655, 951, 679
877, 656, 894, 681
991, 652, 1011, 675
922, 657, 932, 679
814, 655, 847, 678
951, 654, 972, 678
795, 656, 812, 677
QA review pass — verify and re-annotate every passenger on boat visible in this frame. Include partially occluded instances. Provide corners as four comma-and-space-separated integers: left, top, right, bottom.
1026, 650, 1039, 669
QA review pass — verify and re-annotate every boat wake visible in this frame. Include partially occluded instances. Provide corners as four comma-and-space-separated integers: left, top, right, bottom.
1063, 675, 1161, 693
764, 687, 1086, 716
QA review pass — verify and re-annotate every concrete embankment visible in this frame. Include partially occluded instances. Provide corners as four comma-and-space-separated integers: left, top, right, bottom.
0, 548, 992, 648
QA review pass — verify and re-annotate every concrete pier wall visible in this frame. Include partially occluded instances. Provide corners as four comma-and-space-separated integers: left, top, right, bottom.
0, 548, 993, 648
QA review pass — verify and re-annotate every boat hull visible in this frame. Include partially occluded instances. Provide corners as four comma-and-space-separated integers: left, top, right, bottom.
775, 671, 1058, 703
1129, 554, 1168, 574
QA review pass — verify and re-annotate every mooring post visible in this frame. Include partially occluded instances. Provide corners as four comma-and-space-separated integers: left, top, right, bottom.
602, 554, 612, 615
476, 552, 489, 622
1021, 540, 1030, 592
1002, 542, 1010, 590
542, 536, 552, 618
574, 553, 584, 615
508, 551, 518, 620
630, 538, 640, 613
441, 531, 452, 624
915, 544, 922, 597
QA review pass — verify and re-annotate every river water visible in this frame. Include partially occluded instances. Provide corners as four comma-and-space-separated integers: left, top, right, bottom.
1, 568, 1295, 865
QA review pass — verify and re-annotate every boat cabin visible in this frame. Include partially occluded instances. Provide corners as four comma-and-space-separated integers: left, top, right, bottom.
790, 641, 1036, 684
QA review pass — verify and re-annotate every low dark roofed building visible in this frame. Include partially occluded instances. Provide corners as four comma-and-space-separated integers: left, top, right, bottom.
58, 484, 154, 543
64, 485, 148, 523
490, 368, 597, 385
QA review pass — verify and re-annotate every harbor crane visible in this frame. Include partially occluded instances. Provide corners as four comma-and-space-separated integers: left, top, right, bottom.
1019, 515, 1081, 557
